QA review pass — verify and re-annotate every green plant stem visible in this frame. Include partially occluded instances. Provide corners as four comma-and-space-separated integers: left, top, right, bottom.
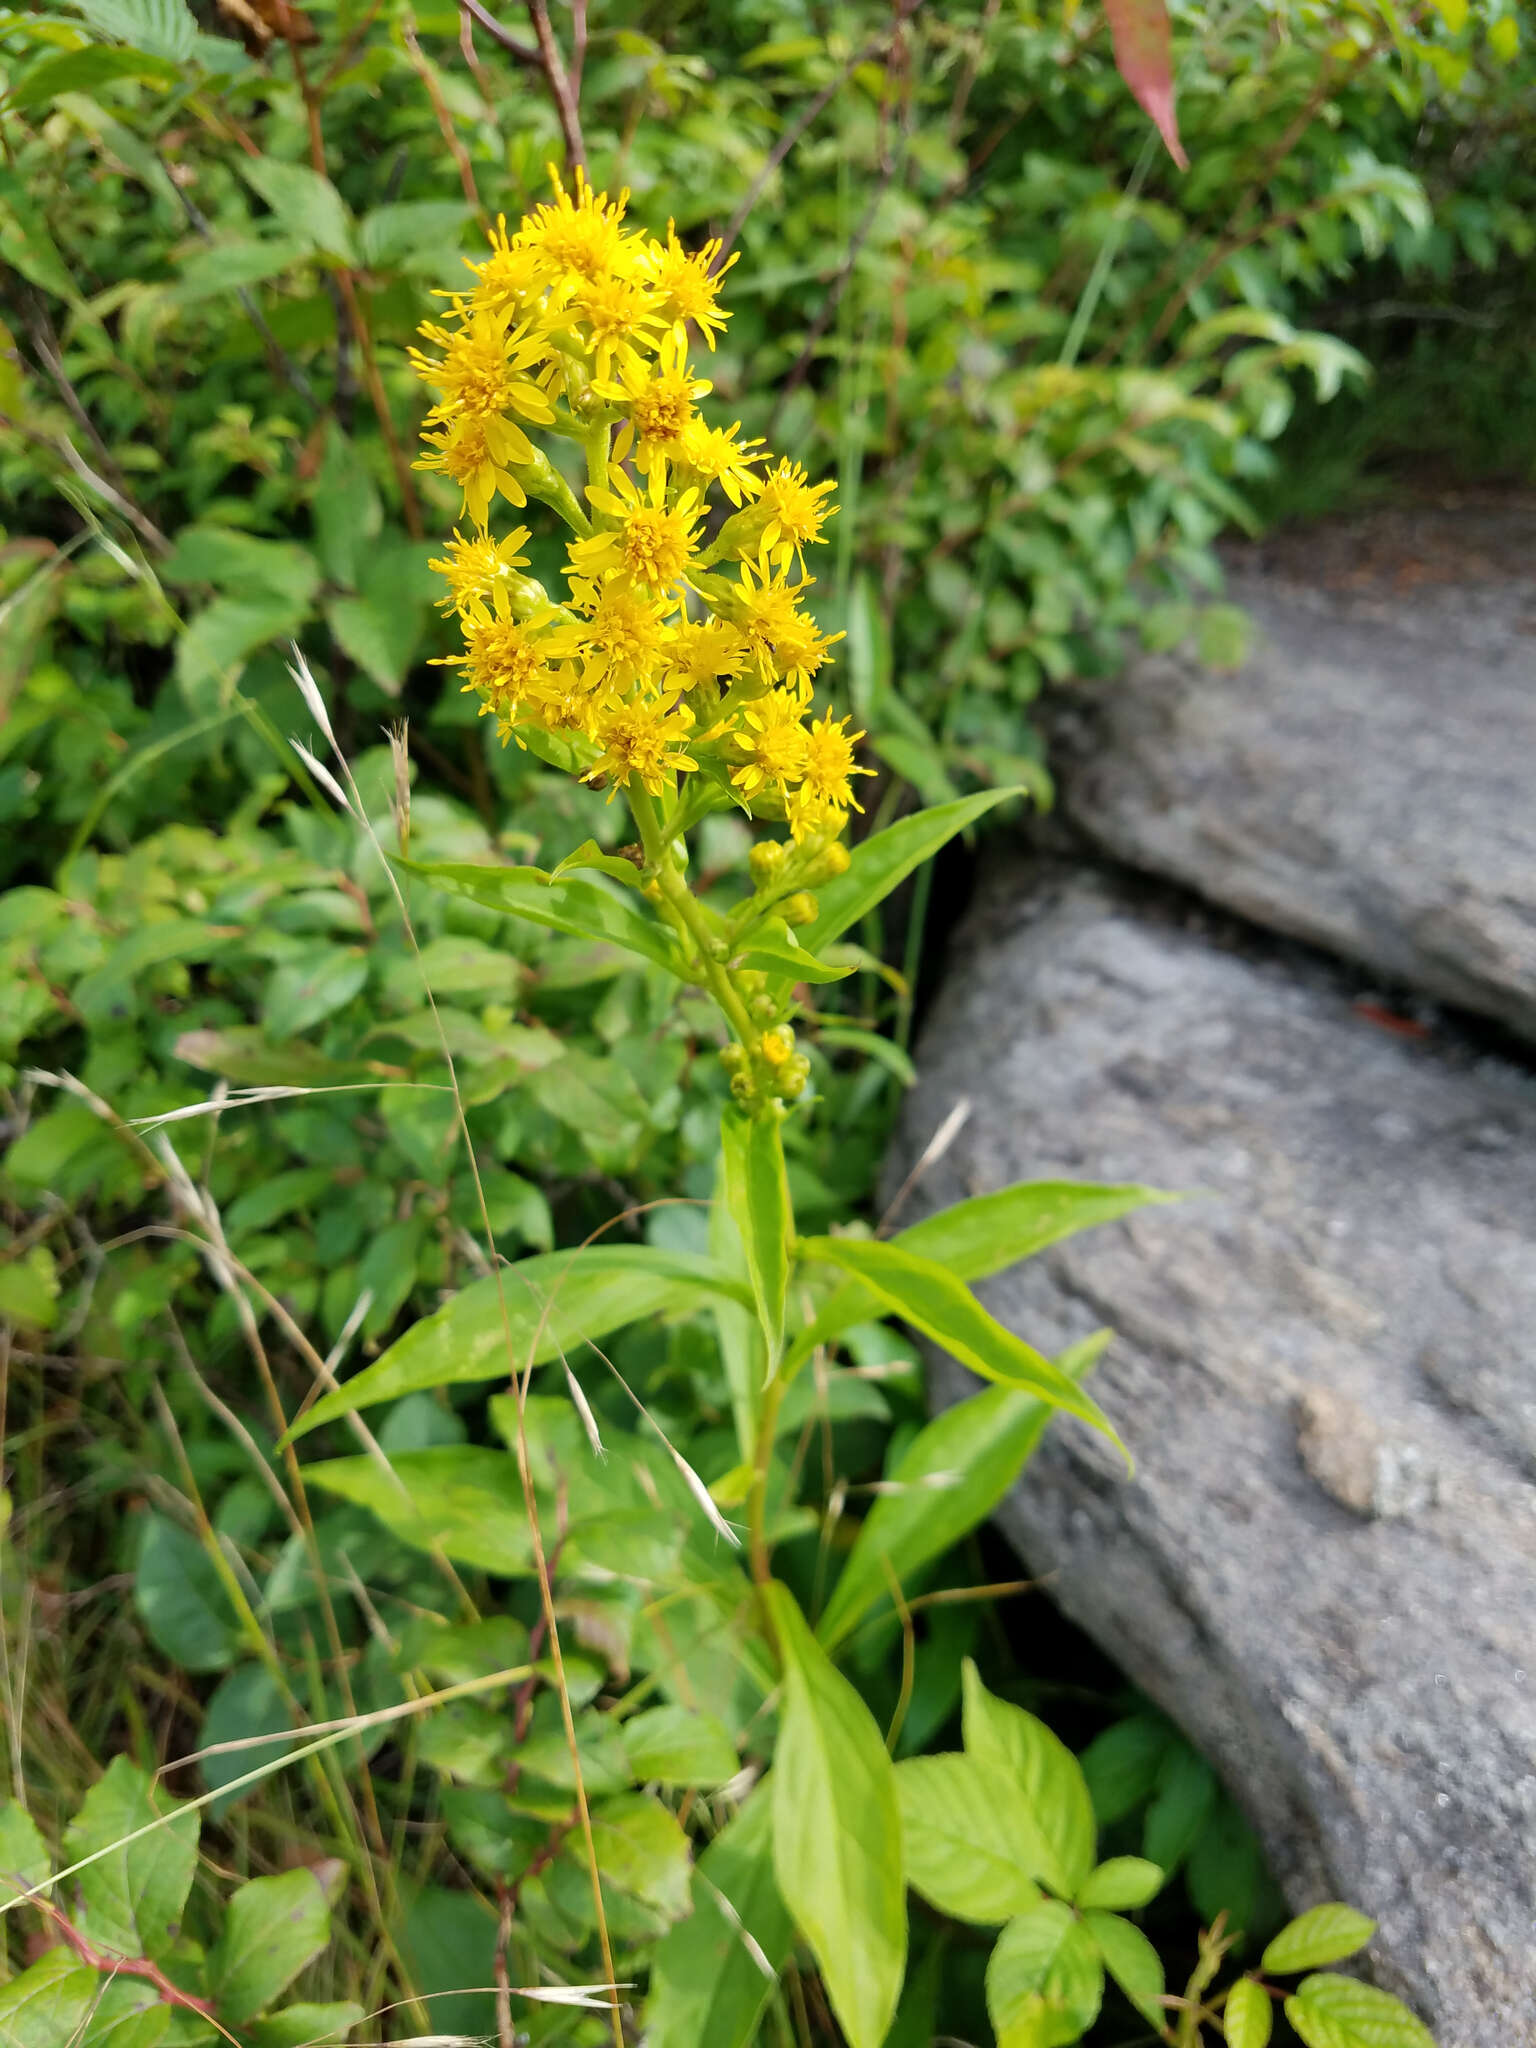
747, 1369, 787, 1594
627, 786, 757, 1049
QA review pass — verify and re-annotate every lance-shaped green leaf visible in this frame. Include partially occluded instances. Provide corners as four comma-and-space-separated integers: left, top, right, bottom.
731, 919, 855, 985
550, 838, 645, 888
811, 788, 1021, 945
783, 1179, 1167, 1378
645, 1789, 793, 2048
1086, 1909, 1166, 2030
766, 1584, 905, 2048
720, 1110, 792, 1363
395, 855, 681, 976
817, 1333, 1107, 1650
798, 1236, 1123, 1451
301, 1448, 540, 1575
283, 1247, 749, 1441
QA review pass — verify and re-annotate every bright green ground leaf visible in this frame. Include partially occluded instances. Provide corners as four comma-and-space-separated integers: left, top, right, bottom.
894, 1753, 1044, 1924
962, 1661, 1096, 1899
986, 1901, 1103, 2048
209, 1867, 330, 2023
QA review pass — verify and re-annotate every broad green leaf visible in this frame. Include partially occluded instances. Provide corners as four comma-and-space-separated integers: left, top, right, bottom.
573, 1792, 693, 1935
0, 1248, 59, 1327
1076, 1856, 1164, 1910
1223, 1978, 1273, 2048
175, 595, 310, 706
894, 1754, 1043, 1924
0, 170, 79, 299
782, 1176, 1163, 1377
326, 592, 419, 695
812, 789, 1021, 945
0, 1802, 50, 1908
961, 1661, 1095, 1899
799, 1236, 1120, 1448
621, 1705, 739, 1789
133, 1513, 240, 1674
64, 1756, 198, 1962
720, 1109, 791, 1361
1141, 1740, 1217, 1874
248, 2004, 364, 2048
262, 945, 369, 1039
551, 839, 644, 889
173, 237, 309, 301
199, 1664, 294, 1816
6, 44, 174, 110
766, 1583, 905, 2048
1188, 1789, 1284, 1944
1284, 1973, 1435, 2048
285, 1247, 749, 1438
0, 1950, 97, 2047
240, 157, 355, 265
396, 856, 680, 976
357, 199, 472, 268
645, 1790, 793, 2048
817, 1336, 1105, 1650
77, 0, 196, 57
78, 1974, 172, 2046
1080, 1713, 1171, 1828
1261, 1904, 1377, 1976
396, 1887, 496, 2043
209, 1868, 330, 2024
302, 1448, 539, 1575
986, 1902, 1103, 2048
1085, 1910, 1165, 2028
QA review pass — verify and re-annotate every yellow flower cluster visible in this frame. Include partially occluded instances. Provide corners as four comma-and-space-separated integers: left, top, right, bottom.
413, 171, 870, 843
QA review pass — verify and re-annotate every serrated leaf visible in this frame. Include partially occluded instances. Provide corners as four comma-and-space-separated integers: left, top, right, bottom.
961, 1661, 1095, 1899
1223, 1977, 1273, 2048
986, 1902, 1103, 2048
209, 1868, 331, 2024
1284, 1973, 1436, 2048
799, 1237, 1121, 1450
818, 1336, 1104, 1651
0, 1803, 50, 1909
1076, 1856, 1163, 1910
285, 1246, 749, 1438
1261, 1904, 1377, 1976
812, 788, 1022, 945
133, 1514, 240, 1674
396, 856, 680, 976
1085, 1909, 1165, 2028
621, 1705, 738, 1789
766, 1583, 905, 2048
240, 157, 355, 265
894, 1754, 1043, 1924
64, 1756, 198, 1962
357, 199, 471, 268
73, 0, 197, 62
644, 1791, 793, 2048
6, 43, 174, 110
0, 1950, 97, 2047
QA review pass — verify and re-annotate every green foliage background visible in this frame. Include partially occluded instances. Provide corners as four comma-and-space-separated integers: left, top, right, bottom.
0, 0, 1530, 2040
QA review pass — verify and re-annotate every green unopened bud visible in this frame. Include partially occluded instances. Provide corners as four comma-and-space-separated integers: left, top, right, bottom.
777, 1054, 811, 1100
782, 891, 819, 927
750, 993, 778, 1023
818, 841, 851, 879
720, 1044, 747, 1073
729, 1070, 756, 1105
750, 840, 788, 888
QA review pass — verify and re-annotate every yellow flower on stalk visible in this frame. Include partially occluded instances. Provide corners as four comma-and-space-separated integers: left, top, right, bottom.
757, 459, 838, 572
677, 418, 763, 507
730, 686, 810, 802
416, 415, 529, 528
763, 606, 841, 691
439, 583, 558, 721
596, 334, 711, 475
550, 579, 671, 686
667, 616, 746, 689
410, 307, 555, 435
572, 463, 704, 595
521, 660, 609, 739
785, 712, 872, 842
428, 527, 533, 613
516, 166, 635, 287
584, 693, 698, 796
729, 551, 821, 681
645, 223, 735, 348
465, 217, 548, 316
564, 271, 665, 383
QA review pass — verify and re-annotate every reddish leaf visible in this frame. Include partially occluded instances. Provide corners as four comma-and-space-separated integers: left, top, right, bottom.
1102, 0, 1188, 168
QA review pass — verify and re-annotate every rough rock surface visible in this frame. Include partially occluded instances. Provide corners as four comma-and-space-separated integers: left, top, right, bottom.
892, 861, 1536, 2043
1050, 498, 1536, 1042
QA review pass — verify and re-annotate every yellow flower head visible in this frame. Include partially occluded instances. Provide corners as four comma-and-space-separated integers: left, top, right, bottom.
516, 166, 634, 288
573, 463, 703, 595
564, 271, 664, 383
801, 710, 871, 810
428, 527, 532, 613
676, 419, 763, 507
758, 459, 838, 572
597, 334, 711, 474
415, 414, 529, 528
439, 584, 557, 720
410, 307, 554, 433
646, 223, 735, 348
552, 578, 670, 685
730, 686, 810, 802
465, 217, 547, 316
667, 616, 746, 689
585, 693, 698, 797
730, 552, 818, 681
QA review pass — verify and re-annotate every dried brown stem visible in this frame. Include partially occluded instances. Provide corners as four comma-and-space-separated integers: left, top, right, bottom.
404, 14, 484, 213
524, 0, 586, 170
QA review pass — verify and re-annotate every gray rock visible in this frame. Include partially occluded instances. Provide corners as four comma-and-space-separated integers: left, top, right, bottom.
892, 860, 1536, 2043
1050, 504, 1536, 1042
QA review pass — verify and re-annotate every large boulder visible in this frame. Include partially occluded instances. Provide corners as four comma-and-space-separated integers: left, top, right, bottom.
1050, 502, 1536, 1042
892, 860, 1536, 2043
